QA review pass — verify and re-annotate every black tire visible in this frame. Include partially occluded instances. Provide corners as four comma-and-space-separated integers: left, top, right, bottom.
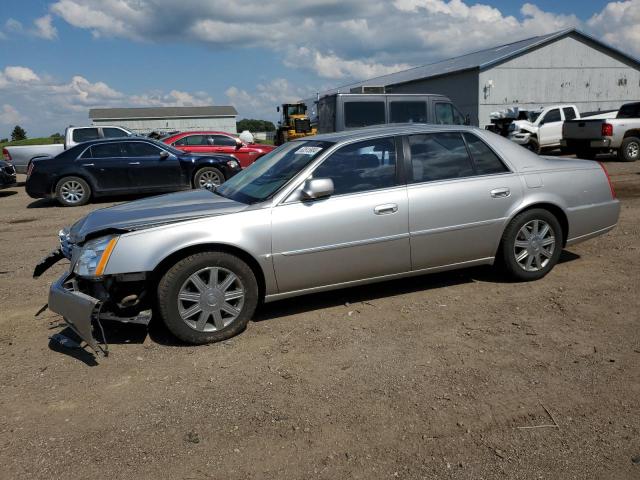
526, 138, 541, 155
499, 209, 563, 281
157, 251, 258, 345
618, 137, 640, 162
55, 176, 91, 207
194, 167, 225, 190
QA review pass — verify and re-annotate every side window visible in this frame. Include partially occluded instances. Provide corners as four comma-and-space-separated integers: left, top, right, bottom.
343, 101, 386, 128
123, 142, 163, 157
434, 103, 455, 125
72, 128, 99, 143
540, 109, 561, 124
562, 107, 577, 121
452, 106, 466, 125
389, 101, 427, 123
312, 137, 397, 195
102, 127, 128, 138
408, 132, 474, 183
90, 143, 123, 158
175, 135, 207, 146
212, 135, 237, 147
463, 133, 509, 175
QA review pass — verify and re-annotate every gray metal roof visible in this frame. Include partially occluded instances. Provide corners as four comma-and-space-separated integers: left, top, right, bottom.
317, 28, 640, 95
89, 106, 238, 120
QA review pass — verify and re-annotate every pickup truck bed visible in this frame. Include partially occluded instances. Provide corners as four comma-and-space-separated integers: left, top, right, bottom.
3, 144, 64, 174
562, 102, 640, 161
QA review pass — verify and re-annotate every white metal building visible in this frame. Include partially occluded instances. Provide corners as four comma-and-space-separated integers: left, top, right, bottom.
89, 106, 238, 135
310, 28, 640, 127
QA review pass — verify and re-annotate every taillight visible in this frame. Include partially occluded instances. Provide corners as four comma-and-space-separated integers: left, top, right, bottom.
601, 123, 613, 137
27, 161, 34, 177
2, 148, 10, 162
599, 162, 616, 199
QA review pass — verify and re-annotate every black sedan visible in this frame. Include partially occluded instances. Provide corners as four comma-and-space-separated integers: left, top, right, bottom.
0, 160, 17, 190
26, 138, 241, 206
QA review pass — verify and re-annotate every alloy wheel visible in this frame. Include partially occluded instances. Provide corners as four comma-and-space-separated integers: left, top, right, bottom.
198, 170, 223, 190
626, 141, 639, 159
177, 267, 245, 332
513, 219, 556, 272
60, 180, 85, 204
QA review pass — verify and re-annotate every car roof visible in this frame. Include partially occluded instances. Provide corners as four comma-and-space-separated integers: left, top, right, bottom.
300, 123, 481, 143
168, 131, 236, 137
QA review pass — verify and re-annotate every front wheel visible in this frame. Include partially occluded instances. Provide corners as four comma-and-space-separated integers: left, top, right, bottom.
525, 138, 541, 155
157, 251, 258, 344
194, 167, 225, 191
55, 176, 91, 206
499, 209, 563, 281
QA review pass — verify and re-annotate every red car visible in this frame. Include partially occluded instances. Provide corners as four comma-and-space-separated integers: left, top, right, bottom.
162, 131, 275, 168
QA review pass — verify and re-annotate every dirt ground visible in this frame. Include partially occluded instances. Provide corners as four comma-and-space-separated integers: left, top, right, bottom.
0, 158, 638, 479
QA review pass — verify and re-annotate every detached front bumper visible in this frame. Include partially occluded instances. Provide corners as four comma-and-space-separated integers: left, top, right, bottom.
48, 272, 102, 353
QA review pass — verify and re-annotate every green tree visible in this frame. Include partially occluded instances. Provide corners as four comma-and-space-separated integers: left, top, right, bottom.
11, 125, 27, 141
236, 119, 276, 133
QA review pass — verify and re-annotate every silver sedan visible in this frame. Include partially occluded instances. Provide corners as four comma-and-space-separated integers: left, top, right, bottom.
38, 124, 620, 349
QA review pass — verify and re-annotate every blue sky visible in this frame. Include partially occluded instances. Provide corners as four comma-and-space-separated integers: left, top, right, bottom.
0, 0, 634, 137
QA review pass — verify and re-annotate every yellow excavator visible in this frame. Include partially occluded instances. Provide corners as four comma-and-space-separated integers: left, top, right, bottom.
274, 103, 317, 146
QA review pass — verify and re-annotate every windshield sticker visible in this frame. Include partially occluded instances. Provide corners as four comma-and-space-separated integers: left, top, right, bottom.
295, 146, 323, 155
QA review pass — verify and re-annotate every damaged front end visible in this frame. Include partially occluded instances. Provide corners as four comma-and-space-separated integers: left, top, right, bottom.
35, 228, 152, 356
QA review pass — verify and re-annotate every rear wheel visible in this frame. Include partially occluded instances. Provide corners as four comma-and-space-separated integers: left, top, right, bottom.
194, 167, 224, 190
157, 251, 258, 345
618, 137, 640, 162
499, 209, 563, 281
55, 176, 91, 206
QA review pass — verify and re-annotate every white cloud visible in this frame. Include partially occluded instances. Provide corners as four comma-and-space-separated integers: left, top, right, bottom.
33, 15, 58, 40
226, 78, 315, 119
0, 65, 216, 136
0, 104, 26, 125
588, 0, 640, 57
3, 66, 41, 83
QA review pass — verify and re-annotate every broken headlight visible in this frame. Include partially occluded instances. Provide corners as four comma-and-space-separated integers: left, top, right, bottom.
74, 235, 119, 277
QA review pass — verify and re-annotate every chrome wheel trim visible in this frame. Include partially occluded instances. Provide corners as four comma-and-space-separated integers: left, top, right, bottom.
60, 180, 85, 204
626, 141, 639, 159
177, 266, 245, 332
198, 170, 223, 190
513, 219, 556, 272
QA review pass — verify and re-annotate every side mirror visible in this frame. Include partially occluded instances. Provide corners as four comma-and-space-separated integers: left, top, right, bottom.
301, 178, 334, 200
464, 114, 471, 126
159, 150, 170, 160
235, 138, 244, 150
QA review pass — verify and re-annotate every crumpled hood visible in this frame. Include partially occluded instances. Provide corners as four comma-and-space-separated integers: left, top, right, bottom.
69, 189, 247, 243
511, 120, 536, 132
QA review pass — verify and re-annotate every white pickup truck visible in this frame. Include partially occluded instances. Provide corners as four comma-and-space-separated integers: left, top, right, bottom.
507, 104, 582, 154
562, 102, 640, 161
2, 125, 133, 174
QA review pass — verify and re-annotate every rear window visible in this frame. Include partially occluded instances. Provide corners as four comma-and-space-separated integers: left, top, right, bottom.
562, 107, 577, 121
463, 133, 509, 175
89, 143, 123, 158
73, 128, 99, 143
389, 101, 427, 123
618, 103, 640, 119
344, 101, 386, 128
408, 132, 474, 183
103, 127, 128, 138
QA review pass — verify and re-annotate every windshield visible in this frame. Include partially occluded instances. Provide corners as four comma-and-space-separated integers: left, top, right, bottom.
287, 104, 306, 116
216, 140, 333, 204
149, 138, 184, 156
526, 111, 542, 123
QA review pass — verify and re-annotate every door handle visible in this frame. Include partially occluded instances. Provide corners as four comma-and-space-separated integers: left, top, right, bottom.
374, 204, 398, 215
490, 188, 510, 198
82, 163, 95, 167
129, 162, 141, 165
